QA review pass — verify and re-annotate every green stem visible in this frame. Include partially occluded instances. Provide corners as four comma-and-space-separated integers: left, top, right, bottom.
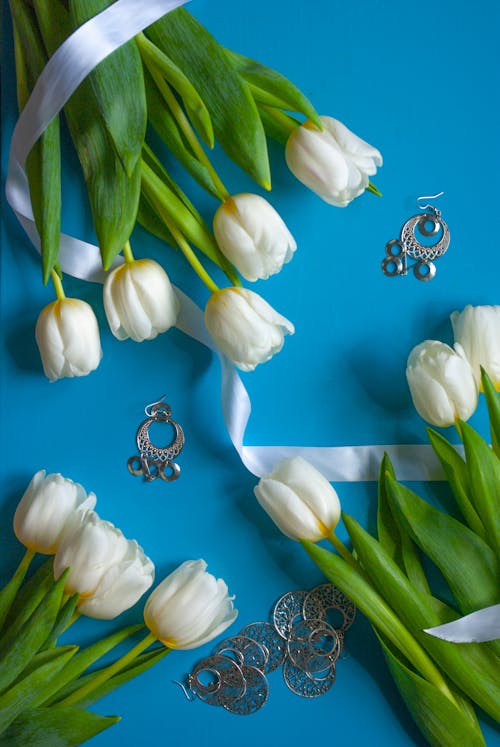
260, 105, 300, 136
62, 610, 80, 634
122, 240, 135, 263
169, 223, 220, 295
137, 33, 229, 202
141, 164, 220, 294
59, 631, 157, 707
327, 532, 358, 569
51, 269, 66, 300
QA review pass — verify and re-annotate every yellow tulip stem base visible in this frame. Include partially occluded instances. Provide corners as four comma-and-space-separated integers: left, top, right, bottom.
50, 269, 66, 300
59, 631, 159, 707
122, 241, 135, 264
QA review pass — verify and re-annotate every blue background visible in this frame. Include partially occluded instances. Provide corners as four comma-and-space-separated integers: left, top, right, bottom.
2, 1, 500, 745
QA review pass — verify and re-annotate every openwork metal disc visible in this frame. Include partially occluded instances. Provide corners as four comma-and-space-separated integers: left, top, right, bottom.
224, 665, 269, 715
239, 622, 286, 673
272, 589, 308, 639
401, 213, 450, 262
214, 635, 268, 671
189, 655, 245, 706
282, 657, 336, 698
303, 584, 356, 633
287, 618, 342, 673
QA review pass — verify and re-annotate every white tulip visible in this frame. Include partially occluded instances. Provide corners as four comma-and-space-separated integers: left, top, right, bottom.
54, 511, 154, 620
35, 298, 102, 382
406, 341, 478, 427
13, 470, 96, 554
285, 116, 382, 207
451, 305, 500, 388
144, 559, 237, 650
103, 259, 179, 342
213, 193, 296, 281
204, 287, 294, 371
254, 456, 341, 542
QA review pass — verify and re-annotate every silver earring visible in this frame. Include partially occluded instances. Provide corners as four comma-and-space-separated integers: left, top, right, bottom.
128, 396, 185, 482
382, 192, 450, 281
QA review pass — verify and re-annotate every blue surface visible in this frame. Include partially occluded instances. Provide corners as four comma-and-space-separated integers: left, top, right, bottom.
1, 1, 499, 745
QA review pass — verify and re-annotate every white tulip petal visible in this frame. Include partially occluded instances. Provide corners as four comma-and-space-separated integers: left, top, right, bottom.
285, 115, 382, 207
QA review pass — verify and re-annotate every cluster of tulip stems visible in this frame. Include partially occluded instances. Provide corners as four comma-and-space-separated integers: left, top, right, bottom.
252, 309, 500, 747
10, 0, 382, 380
0, 471, 237, 744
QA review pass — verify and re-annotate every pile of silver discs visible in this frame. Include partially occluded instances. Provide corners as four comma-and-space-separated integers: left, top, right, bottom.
177, 584, 356, 715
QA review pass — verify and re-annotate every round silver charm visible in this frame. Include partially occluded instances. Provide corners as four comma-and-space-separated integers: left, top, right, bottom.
287, 618, 341, 674
272, 589, 308, 639
282, 657, 336, 698
189, 655, 245, 707
214, 635, 268, 672
303, 584, 356, 634
239, 622, 287, 673
223, 665, 269, 715
401, 212, 450, 262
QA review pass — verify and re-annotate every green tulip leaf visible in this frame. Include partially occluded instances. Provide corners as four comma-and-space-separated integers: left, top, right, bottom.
0, 570, 68, 693
257, 105, 299, 146
225, 48, 321, 129
69, 0, 146, 177
0, 706, 119, 747
386, 476, 499, 615
33, 0, 141, 270
137, 194, 177, 247
481, 367, 500, 458
0, 549, 35, 636
67, 647, 170, 708
460, 419, 500, 559
42, 624, 143, 708
146, 8, 271, 189
0, 647, 76, 734
10, 646, 77, 688
137, 33, 213, 148
377, 457, 430, 595
144, 69, 221, 199
426, 428, 485, 539
340, 513, 500, 721
3, 558, 54, 635
42, 594, 79, 651
10, 0, 61, 285
377, 632, 485, 747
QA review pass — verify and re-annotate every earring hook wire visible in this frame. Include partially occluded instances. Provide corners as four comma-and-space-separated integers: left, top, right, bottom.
416, 192, 444, 211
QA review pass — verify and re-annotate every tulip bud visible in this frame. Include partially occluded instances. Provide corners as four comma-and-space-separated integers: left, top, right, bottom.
406, 340, 478, 427
13, 470, 96, 554
205, 287, 294, 371
285, 116, 382, 207
144, 559, 237, 650
213, 194, 296, 281
35, 298, 102, 382
451, 305, 500, 388
54, 511, 154, 620
103, 259, 179, 342
254, 456, 341, 542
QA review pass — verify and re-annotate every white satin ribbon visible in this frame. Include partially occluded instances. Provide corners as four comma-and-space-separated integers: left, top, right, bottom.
425, 604, 500, 643
7, 0, 496, 643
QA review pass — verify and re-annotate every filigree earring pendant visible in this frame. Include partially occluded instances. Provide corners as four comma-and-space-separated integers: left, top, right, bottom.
382, 192, 450, 281
128, 397, 185, 482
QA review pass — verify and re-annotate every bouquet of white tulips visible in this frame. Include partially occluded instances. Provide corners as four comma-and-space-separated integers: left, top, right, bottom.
255, 371, 500, 746
0, 471, 237, 746
9, 0, 382, 380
